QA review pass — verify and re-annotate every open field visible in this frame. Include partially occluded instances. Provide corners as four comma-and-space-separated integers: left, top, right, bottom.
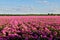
0, 16, 60, 40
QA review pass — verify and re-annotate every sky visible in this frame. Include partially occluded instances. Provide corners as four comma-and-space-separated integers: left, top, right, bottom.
0, 0, 60, 14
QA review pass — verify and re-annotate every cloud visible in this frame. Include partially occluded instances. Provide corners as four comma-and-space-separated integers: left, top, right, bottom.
36, 0, 49, 5
0, 0, 60, 14
0, 5, 60, 14
0, 6, 37, 13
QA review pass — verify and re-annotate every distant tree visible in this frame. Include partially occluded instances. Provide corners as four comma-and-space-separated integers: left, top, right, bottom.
51, 13, 53, 15
48, 13, 50, 15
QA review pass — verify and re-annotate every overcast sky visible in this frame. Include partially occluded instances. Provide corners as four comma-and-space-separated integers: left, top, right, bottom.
0, 0, 60, 14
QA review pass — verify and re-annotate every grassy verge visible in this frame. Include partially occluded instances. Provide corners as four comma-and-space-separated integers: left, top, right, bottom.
0, 14, 60, 16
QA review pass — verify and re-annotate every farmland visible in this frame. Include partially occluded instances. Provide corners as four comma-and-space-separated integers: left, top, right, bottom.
0, 16, 60, 40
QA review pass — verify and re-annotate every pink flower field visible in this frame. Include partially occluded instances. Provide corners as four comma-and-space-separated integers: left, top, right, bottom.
0, 16, 60, 40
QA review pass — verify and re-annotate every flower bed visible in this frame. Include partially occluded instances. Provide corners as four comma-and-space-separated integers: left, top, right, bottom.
0, 16, 60, 40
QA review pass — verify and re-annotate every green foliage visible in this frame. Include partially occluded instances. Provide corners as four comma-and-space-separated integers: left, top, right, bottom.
0, 25, 5, 31
0, 14, 59, 16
